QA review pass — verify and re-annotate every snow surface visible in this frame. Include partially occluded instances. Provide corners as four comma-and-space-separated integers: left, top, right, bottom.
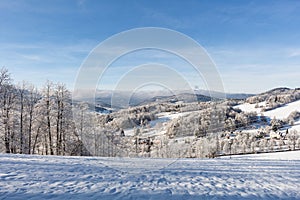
234, 101, 265, 113
234, 100, 300, 135
229, 150, 300, 160
264, 100, 300, 119
156, 112, 189, 120
124, 111, 196, 137
291, 119, 300, 132
1, 151, 300, 200
235, 100, 300, 120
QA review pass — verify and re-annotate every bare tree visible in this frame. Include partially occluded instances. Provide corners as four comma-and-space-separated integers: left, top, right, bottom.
26, 84, 40, 154
53, 83, 72, 155
16, 82, 26, 154
39, 81, 55, 155
0, 68, 17, 153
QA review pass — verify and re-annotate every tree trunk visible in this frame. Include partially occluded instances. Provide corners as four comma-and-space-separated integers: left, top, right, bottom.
46, 99, 54, 155
19, 92, 24, 154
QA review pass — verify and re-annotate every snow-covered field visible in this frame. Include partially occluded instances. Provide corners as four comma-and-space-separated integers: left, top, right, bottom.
124, 111, 195, 137
235, 100, 300, 133
1, 151, 300, 200
235, 100, 300, 120
264, 100, 300, 119
234, 101, 265, 114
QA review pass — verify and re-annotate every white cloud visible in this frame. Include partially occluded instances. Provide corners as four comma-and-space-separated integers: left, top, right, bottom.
288, 50, 300, 58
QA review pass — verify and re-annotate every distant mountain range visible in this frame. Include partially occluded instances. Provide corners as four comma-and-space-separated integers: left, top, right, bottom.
193, 89, 254, 100
73, 87, 300, 112
89, 89, 255, 110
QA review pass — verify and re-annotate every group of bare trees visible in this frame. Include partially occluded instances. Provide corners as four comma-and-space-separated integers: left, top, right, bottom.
0, 68, 82, 156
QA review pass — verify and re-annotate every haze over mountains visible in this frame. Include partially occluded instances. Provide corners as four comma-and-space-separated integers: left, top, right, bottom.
89, 89, 254, 110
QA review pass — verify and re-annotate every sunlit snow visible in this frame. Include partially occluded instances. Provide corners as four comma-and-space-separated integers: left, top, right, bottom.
0, 151, 299, 199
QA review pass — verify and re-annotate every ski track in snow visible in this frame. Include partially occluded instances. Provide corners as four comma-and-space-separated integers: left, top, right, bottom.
0, 152, 300, 200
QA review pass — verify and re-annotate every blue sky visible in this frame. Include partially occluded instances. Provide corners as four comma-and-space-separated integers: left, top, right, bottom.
1, 0, 300, 93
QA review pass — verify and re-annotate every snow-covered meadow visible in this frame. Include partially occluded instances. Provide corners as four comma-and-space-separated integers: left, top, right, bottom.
236, 99, 300, 133
235, 99, 300, 120
1, 151, 299, 200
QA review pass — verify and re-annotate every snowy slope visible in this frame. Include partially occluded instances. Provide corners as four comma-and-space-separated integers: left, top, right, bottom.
230, 150, 300, 160
264, 100, 300, 119
290, 119, 300, 132
236, 100, 300, 120
124, 111, 197, 137
0, 152, 300, 200
235, 100, 300, 134
234, 101, 265, 113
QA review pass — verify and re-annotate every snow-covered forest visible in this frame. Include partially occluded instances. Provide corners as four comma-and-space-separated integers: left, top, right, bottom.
1, 67, 300, 158
0, 68, 83, 156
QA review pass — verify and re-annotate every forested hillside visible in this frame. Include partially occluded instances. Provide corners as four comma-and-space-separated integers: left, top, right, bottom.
1, 68, 299, 158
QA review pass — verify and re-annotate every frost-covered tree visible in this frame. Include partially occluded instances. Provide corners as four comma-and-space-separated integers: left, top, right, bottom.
25, 84, 39, 154
270, 117, 283, 132
53, 83, 72, 155
38, 81, 55, 155
287, 130, 298, 150
14, 82, 38, 154
0, 68, 17, 153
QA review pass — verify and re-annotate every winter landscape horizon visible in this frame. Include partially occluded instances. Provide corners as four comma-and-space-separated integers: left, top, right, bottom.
1, 0, 300, 200
1, 66, 300, 199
